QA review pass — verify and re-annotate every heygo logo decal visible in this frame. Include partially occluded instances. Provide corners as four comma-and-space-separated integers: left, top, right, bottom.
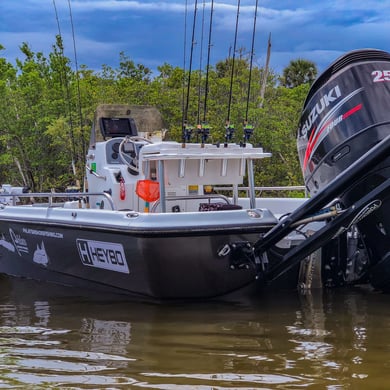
76, 239, 129, 274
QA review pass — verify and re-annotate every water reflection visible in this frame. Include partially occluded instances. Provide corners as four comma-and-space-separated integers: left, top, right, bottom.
0, 276, 388, 388
81, 318, 132, 356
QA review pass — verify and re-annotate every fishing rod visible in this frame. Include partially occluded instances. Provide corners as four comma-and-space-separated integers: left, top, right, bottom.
67, 0, 85, 169
243, 0, 259, 146
52, 0, 77, 179
198, 0, 214, 147
203, 0, 214, 124
181, 0, 188, 140
196, 0, 212, 147
225, 0, 241, 147
67, 0, 89, 205
182, 0, 199, 147
196, 0, 208, 147
196, 0, 206, 128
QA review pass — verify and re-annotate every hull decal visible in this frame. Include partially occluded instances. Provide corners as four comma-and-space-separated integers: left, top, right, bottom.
33, 241, 49, 266
23, 228, 63, 239
332, 199, 382, 239
76, 239, 129, 274
0, 235, 15, 252
9, 228, 28, 256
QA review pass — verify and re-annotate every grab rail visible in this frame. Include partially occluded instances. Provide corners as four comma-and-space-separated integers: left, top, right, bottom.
0, 191, 116, 210
214, 185, 306, 194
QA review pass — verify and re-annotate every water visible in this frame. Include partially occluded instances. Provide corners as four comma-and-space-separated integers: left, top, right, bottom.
0, 277, 389, 389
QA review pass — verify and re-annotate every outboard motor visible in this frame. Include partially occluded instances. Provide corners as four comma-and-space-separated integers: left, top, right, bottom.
297, 49, 390, 290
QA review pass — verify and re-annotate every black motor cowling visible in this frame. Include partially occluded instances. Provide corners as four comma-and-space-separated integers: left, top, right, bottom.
297, 49, 390, 196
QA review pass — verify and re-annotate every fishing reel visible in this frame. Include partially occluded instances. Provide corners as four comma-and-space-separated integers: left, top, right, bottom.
198, 123, 211, 144
224, 123, 235, 146
243, 123, 254, 145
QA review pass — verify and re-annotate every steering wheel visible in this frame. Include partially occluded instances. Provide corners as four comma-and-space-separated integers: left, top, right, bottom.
118, 136, 153, 175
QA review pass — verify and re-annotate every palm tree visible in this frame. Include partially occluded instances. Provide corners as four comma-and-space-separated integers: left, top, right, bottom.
281, 59, 317, 88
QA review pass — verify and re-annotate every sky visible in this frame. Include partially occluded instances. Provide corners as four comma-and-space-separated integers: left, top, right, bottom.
1, 0, 390, 77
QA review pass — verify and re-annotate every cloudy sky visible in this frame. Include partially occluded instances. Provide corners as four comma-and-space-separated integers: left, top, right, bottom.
0, 0, 389, 77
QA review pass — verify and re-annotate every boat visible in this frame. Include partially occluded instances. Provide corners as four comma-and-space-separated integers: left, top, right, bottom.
0, 104, 315, 301
250, 48, 390, 292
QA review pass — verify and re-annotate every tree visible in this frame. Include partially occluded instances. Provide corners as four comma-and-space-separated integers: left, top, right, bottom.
254, 83, 310, 189
0, 45, 18, 184
0, 39, 313, 192
281, 59, 317, 88
118, 51, 151, 82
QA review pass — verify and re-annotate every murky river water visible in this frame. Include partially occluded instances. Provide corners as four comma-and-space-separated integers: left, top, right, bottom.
0, 276, 389, 389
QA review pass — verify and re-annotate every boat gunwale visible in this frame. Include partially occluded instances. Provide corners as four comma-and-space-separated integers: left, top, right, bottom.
0, 207, 277, 236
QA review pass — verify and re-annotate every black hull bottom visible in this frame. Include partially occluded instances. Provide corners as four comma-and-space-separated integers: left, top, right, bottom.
0, 256, 152, 301
0, 259, 301, 303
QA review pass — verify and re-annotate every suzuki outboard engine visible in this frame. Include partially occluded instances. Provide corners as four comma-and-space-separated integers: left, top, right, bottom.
297, 49, 390, 290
